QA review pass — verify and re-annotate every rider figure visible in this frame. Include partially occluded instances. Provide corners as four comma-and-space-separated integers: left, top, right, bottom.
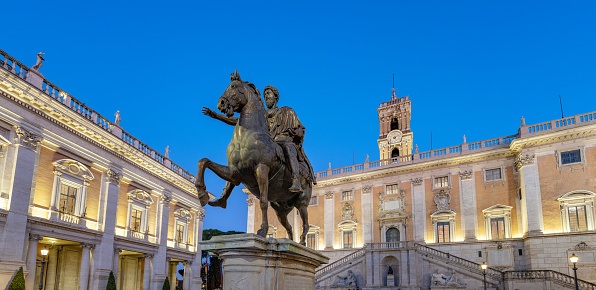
264, 85, 306, 193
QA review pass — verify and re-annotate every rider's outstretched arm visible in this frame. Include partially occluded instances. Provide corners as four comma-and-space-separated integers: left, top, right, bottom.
202, 107, 238, 126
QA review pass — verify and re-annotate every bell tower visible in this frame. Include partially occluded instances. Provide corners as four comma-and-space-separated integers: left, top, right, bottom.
377, 89, 413, 160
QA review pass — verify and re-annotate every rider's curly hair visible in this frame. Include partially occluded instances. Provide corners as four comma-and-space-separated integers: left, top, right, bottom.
264, 85, 279, 100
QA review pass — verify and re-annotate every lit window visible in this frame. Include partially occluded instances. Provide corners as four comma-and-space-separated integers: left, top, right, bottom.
568, 205, 588, 232
307, 233, 316, 249
386, 184, 399, 195
341, 191, 354, 202
173, 208, 192, 246
130, 208, 142, 232
434, 176, 449, 189
557, 191, 595, 233
437, 222, 450, 243
561, 149, 581, 165
176, 223, 186, 243
59, 184, 77, 214
309, 196, 318, 206
483, 205, 512, 240
485, 168, 502, 181
343, 230, 353, 249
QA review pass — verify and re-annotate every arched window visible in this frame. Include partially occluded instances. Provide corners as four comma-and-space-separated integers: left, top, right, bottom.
390, 117, 399, 131
386, 228, 400, 243
391, 148, 400, 158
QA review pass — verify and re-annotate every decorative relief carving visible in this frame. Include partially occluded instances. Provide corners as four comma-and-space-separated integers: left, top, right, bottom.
325, 191, 334, 199
411, 177, 423, 186
247, 195, 256, 206
15, 126, 42, 150
342, 202, 354, 220
127, 189, 154, 205
459, 170, 473, 181
434, 189, 451, 210
362, 185, 372, 195
106, 169, 122, 186
514, 154, 535, 170
571, 241, 594, 251
175, 208, 193, 220
161, 195, 172, 207
54, 159, 94, 181
377, 187, 409, 222
198, 210, 206, 221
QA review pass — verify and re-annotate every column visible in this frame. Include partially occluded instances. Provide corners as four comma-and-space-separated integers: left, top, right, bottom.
168, 260, 177, 287
89, 169, 122, 290
150, 194, 171, 289
191, 210, 205, 289
79, 244, 94, 290
516, 154, 544, 235
25, 234, 42, 289
323, 192, 335, 249
244, 189, 255, 233
459, 170, 478, 241
183, 261, 191, 290
411, 178, 426, 242
44, 246, 60, 290
0, 127, 42, 264
142, 254, 152, 290
361, 185, 374, 244
112, 248, 121, 286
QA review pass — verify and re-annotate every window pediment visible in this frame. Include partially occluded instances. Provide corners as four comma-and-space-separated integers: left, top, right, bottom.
175, 208, 192, 220
127, 189, 154, 205
557, 190, 596, 202
483, 204, 513, 215
53, 159, 94, 181
431, 209, 456, 217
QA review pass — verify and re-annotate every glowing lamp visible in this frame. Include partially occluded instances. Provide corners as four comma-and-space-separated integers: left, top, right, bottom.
570, 253, 579, 264
40, 246, 49, 256
481, 262, 487, 270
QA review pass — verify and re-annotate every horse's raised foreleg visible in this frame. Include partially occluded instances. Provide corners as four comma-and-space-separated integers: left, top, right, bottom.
208, 181, 235, 208
298, 205, 310, 246
271, 203, 294, 241
255, 163, 270, 237
196, 158, 241, 206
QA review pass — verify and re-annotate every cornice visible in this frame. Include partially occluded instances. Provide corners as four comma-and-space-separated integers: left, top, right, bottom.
0, 75, 197, 197
509, 124, 596, 152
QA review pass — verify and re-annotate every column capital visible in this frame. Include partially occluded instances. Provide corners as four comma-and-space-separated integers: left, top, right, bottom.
80, 243, 95, 249
161, 194, 172, 207
114, 247, 123, 253
362, 185, 372, 195
325, 191, 334, 199
29, 233, 43, 241
144, 253, 154, 259
198, 209, 206, 221
246, 195, 256, 206
184, 260, 192, 266
459, 170, 473, 181
106, 169, 122, 186
15, 126, 42, 150
515, 154, 535, 170
411, 177, 424, 186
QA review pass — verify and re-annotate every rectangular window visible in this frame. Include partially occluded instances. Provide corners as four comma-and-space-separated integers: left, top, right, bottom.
561, 149, 581, 164
490, 217, 506, 239
485, 168, 502, 181
176, 224, 185, 243
59, 184, 77, 214
306, 233, 316, 249
130, 208, 142, 232
437, 222, 450, 243
343, 230, 353, 249
434, 176, 449, 188
309, 196, 318, 206
568, 205, 588, 232
341, 191, 354, 201
386, 184, 399, 195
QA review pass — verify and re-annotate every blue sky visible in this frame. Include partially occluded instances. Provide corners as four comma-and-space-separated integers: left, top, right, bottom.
3, 1, 596, 232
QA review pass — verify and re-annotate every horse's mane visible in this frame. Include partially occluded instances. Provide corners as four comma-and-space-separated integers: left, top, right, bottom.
244, 81, 266, 111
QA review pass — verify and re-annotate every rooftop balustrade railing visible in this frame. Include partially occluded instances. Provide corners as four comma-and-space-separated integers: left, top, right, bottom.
0, 49, 196, 183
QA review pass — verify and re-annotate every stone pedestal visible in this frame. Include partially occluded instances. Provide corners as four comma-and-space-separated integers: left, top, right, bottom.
200, 233, 328, 290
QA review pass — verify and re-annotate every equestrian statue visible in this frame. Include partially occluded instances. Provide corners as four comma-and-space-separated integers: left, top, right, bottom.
196, 70, 316, 245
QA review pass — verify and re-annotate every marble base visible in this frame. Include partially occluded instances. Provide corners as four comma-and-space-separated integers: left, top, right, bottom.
200, 233, 329, 290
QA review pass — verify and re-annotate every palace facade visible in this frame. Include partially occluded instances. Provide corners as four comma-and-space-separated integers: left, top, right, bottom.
248, 91, 596, 288
0, 49, 207, 290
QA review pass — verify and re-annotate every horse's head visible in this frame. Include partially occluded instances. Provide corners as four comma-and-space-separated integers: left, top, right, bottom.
218, 70, 261, 117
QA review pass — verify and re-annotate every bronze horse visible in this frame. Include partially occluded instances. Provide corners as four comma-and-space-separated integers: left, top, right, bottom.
195, 71, 313, 245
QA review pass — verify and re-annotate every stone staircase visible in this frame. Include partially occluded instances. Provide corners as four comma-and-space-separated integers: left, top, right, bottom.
315, 242, 596, 289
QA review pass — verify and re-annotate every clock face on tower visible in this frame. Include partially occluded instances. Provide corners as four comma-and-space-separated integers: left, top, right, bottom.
387, 130, 403, 145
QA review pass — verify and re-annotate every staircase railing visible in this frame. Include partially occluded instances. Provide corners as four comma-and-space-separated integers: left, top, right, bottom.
315, 247, 367, 280
414, 243, 503, 282
505, 270, 596, 289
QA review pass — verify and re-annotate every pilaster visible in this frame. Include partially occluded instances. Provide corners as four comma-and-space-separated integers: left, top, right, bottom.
246, 192, 256, 233
459, 170, 478, 241
323, 191, 334, 249
516, 154, 544, 235
361, 185, 374, 243
411, 178, 425, 242
151, 194, 171, 289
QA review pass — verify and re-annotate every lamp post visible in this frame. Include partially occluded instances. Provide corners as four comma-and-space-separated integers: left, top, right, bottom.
39, 246, 49, 290
481, 262, 487, 290
570, 253, 579, 290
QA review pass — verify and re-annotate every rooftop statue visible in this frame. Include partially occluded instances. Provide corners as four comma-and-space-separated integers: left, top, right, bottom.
31, 52, 45, 71
197, 70, 315, 245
